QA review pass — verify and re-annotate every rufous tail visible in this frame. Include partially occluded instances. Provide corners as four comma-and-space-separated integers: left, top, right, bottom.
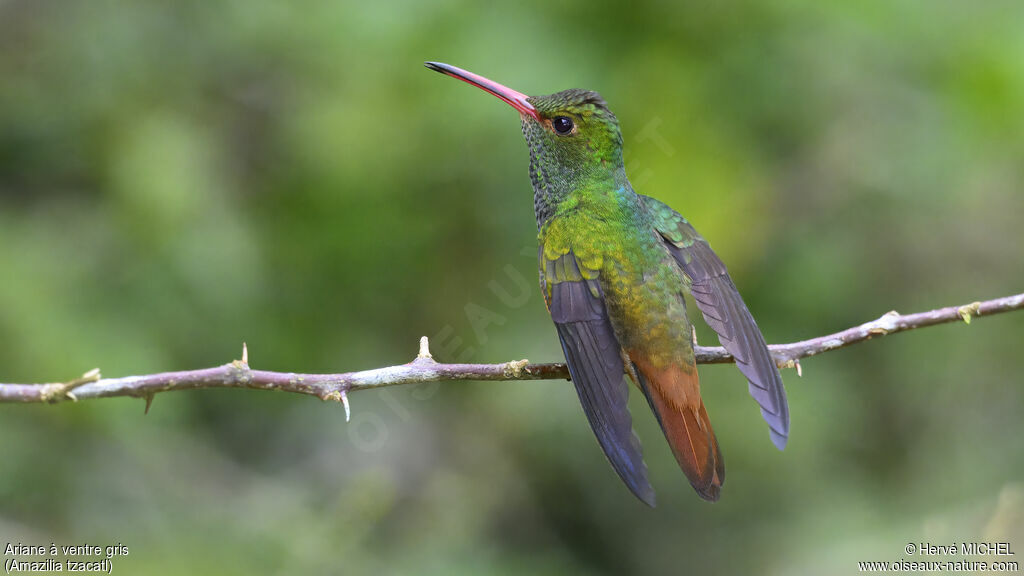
632, 357, 724, 501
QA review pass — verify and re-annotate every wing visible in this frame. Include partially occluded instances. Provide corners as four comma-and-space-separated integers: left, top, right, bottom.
642, 195, 790, 450
540, 248, 656, 506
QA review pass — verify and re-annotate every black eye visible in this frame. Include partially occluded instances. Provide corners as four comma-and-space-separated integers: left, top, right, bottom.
552, 116, 574, 135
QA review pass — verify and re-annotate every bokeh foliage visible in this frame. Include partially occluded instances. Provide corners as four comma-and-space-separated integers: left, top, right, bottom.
1, 0, 1022, 574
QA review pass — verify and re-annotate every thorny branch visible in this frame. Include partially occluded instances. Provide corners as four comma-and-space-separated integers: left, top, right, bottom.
1, 293, 1021, 415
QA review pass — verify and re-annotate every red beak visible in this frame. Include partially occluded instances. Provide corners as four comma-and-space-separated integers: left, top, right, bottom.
425, 62, 540, 121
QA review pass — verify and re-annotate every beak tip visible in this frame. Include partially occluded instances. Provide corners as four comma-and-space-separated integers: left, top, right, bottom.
422, 61, 538, 119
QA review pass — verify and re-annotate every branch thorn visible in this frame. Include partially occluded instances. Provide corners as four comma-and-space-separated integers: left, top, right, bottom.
242, 342, 249, 364
417, 336, 433, 360
144, 392, 155, 415
341, 390, 350, 422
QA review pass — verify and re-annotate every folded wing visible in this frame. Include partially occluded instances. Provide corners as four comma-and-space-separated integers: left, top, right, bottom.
541, 249, 656, 506
642, 195, 790, 449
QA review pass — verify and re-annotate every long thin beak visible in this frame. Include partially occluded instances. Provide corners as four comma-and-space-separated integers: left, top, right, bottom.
425, 62, 540, 121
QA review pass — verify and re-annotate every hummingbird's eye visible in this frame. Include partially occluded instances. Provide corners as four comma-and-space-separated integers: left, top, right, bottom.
551, 116, 574, 135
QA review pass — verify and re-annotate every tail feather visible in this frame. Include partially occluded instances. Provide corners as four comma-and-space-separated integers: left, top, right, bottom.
632, 357, 724, 501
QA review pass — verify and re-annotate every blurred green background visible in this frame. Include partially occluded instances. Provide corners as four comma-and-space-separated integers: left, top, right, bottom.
1, 0, 1022, 574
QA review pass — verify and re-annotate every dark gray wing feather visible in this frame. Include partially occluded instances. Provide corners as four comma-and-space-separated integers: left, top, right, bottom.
546, 259, 656, 506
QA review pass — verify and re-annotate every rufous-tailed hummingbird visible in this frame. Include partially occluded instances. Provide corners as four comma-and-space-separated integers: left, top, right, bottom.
426, 62, 789, 504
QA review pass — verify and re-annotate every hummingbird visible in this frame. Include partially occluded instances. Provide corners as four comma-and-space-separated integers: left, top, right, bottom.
425, 62, 789, 504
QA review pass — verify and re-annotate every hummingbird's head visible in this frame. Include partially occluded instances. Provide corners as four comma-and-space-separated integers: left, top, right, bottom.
425, 62, 626, 223
522, 89, 623, 173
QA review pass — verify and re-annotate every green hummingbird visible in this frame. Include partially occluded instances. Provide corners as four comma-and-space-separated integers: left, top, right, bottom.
426, 62, 789, 504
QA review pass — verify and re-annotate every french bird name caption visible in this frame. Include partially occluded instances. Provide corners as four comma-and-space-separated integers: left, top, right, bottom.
4, 542, 128, 573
